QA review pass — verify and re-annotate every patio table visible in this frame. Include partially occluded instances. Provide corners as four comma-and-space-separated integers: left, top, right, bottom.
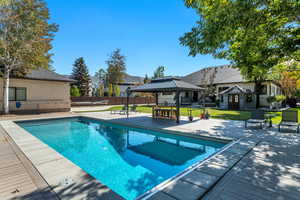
152, 108, 176, 120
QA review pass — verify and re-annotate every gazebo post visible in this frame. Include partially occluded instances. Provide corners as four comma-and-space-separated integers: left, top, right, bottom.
175, 90, 180, 124
126, 87, 131, 118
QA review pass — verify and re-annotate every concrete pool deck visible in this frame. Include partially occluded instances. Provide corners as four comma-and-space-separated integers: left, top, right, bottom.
0, 111, 299, 200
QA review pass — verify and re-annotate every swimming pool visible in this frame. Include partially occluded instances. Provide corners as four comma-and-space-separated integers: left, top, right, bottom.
18, 117, 228, 200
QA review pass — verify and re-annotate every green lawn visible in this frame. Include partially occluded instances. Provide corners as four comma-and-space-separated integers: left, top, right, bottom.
107, 105, 300, 124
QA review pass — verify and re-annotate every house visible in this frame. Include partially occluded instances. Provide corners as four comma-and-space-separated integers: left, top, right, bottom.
158, 65, 282, 109
91, 73, 144, 97
0, 68, 74, 113
117, 74, 144, 97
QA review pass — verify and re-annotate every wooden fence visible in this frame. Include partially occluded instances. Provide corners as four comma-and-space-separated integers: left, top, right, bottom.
71, 96, 155, 106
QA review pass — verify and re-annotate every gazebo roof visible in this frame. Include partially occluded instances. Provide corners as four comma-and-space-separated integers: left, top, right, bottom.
130, 77, 203, 92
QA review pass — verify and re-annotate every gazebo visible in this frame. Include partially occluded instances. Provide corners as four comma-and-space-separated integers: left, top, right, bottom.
127, 77, 203, 123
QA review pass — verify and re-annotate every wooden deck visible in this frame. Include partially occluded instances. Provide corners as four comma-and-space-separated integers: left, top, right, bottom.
0, 126, 59, 200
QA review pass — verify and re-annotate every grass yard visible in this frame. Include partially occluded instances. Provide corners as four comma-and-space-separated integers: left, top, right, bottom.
107, 105, 300, 124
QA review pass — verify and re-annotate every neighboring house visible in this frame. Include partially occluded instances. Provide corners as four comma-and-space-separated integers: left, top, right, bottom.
91, 73, 144, 97
118, 74, 144, 97
158, 65, 282, 109
0, 68, 74, 113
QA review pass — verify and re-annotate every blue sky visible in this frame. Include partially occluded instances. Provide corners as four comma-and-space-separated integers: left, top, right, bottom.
47, 0, 229, 77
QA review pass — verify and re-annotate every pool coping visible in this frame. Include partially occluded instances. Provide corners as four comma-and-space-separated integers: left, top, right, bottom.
0, 114, 261, 200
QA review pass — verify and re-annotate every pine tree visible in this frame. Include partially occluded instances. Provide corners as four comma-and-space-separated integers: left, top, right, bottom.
153, 66, 165, 79
106, 49, 126, 85
71, 57, 91, 96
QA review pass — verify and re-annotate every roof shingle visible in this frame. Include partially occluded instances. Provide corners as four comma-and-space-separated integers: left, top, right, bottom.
182, 65, 245, 86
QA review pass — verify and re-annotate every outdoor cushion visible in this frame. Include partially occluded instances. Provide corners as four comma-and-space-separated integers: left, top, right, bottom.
280, 121, 299, 126
247, 119, 266, 123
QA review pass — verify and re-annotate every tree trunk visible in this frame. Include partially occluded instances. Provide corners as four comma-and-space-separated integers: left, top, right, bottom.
3, 66, 10, 114
254, 81, 261, 109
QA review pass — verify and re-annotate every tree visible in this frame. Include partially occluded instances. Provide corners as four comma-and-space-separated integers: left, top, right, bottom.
108, 84, 113, 97
97, 84, 104, 97
180, 0, 299, 108
153, 66, 165, 79
114, 85, 120, 97
106, 49, 126, 85
94, 68, 107, 87
199, 67, 217, 105
270, 60, 300, 98
0, 0, 58, 113
71, 57, 91, 96
144, 74, 150, 84
70, 86, 80, 97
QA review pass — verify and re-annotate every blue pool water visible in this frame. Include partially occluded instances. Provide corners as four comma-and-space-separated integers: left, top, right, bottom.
18, 117, 227, 200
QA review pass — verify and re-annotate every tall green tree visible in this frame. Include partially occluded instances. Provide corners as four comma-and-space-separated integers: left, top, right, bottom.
71, 57, 91, 96
114, 85, 121, 97
108, 84, 113, 97
95, 68, 107, 87
106, 49, 126, 85
153, 66, 165, 79
180, 0, 299, 108
0, 0, 57, 113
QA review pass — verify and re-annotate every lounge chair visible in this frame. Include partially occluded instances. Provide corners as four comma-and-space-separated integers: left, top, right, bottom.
279, 110, 299, 133
245, 110, 266, 129
110, 106, 127, 115
130, 105, 138, 113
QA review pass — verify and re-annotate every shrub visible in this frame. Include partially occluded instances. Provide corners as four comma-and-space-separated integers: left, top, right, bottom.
275, 95, 286, 102
266, 96, 276, 103
70, 86, 81, 97
286, 98, 297, 108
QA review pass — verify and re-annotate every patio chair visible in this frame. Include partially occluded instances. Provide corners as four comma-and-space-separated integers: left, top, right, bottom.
110, 106, 127, 115
245, 110, 266, 129
279, 110, 299, 133
130, 105, 138, 113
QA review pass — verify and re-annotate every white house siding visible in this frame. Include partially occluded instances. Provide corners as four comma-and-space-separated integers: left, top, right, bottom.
218, 82, 281, 109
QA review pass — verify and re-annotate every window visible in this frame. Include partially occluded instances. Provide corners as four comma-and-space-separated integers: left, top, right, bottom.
9, 87, 26, 101
234, 95, 239, 102
229, 95, 233, 102
220, 95, 224, 102
260, 85, 267, 95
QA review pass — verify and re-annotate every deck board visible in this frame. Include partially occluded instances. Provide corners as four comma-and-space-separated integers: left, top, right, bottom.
0, 127, 59, 200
